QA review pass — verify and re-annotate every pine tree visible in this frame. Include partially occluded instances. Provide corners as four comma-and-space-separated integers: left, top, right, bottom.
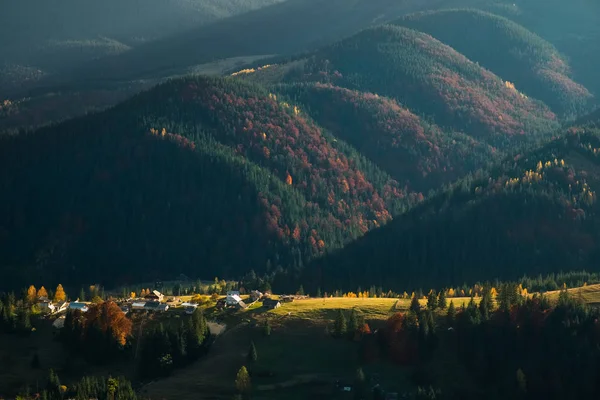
447, 301, 456, 326
79, 287, 86, 302
479, 284, 493, 320
438, 290, 447, 310
316, 287, 322, 298
410, 294, 421, 314
54, 284, 66, 302
347, 309, 359, 336
46, 369, 62, 400
426, 290, 437, 310
235, 366, 251, 395
248, 341, 257, 363
297, 285, 305, 296
263, 319, 271, 337
333, 309, 347, 337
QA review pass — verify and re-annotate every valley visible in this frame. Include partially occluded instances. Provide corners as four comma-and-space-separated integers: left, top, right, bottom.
1, 0, 600, 398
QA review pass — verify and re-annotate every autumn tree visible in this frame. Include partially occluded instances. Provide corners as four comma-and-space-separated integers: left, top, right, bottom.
54, 284, 66, 302
235, 366, 251, 395
26, 285, 37, 304
37, 286, 48, 299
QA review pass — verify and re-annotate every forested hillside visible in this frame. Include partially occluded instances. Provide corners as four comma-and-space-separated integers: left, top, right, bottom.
394, 9, 593, 117
242, 26, 560, 148
0, 77, 417, 290
275, 82, 497, 192
306, 119, 600, 292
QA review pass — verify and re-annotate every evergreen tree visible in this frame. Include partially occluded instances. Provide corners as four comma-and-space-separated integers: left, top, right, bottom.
438, 290, 447, 310
354, 367, 366, 399
447, 300, 456, 326
316, 287, 322, 298
479, 284, 493, 320
235, 366, 251, 395
333, 309, 347, 337
263, 319, 271, 337
297, 285, 305, 296
347, 309, 359, 336
248, 341, 258, 363
79, 287, 86, 302
427, 290, 437, 310
46, 369, 62, 400
410, 294, 421, 314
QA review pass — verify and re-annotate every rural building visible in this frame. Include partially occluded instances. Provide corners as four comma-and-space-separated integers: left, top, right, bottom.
250, 290, 263, 301
144, 290, 164, 302
68, 302, 89, 313
132, 301, 147, 310
226, 294, 243, 306
144, 301, 160, 311
226, 290, 240, 297
39, 300, 56, 314
157, 304, 169, 312
263, 298, 281, 309
185, 305, 198, 315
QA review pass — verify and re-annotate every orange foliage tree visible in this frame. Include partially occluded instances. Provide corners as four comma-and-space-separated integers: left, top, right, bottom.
85, 301, 132, 346
54, 284, 67, 302
37, 286, 48, 299
27, 285, 37, 304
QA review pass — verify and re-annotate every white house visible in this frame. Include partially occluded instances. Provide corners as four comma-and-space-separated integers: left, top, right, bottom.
226, 291, 240, 297
132, 302, 147, 310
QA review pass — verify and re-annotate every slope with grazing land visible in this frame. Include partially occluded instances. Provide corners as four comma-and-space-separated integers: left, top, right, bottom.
306, 119, 600, 292
0, 76, 414, 290
394, 9, 593, 117
276, 82, 497, 192
244, 25, 559, 148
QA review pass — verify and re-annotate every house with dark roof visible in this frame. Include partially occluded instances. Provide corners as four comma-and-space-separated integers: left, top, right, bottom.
144, 290, 164, 302
263, 298, 281, 309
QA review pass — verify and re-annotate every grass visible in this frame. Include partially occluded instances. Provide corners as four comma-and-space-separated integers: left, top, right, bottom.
544, 283, 600, 304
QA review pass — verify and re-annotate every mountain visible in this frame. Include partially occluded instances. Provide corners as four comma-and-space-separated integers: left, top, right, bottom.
241, 25, 560, 148
394, 9, 593, 117
0, 76, 415, 290
40, 0, 446, 86
274, 82, 497, 192
306, 114, 600, 292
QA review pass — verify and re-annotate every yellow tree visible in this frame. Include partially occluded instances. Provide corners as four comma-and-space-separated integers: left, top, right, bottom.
37, 286, 48, 299
447, 288, 455, 297
27, 285, 37, 303
130, 292, 136, 299
54, 284, 67, 302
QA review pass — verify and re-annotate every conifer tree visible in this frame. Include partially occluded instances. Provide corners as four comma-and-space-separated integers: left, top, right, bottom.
410, 294, 421, 314
316, 287, 322, 298
54, 284, 66, 302
248, 341, 258, 363
79, 287, 86, 302
26, 285, 37, 304
263, 319, 271, 337
333, 309, 347, 337
37, 286, 48, 299
297, 285, 305, 296
426, 290, 437, 310
447, 300, 456, 326
347, 309, 359, 336
235, 366, 251, 395
438, 290, 447, 310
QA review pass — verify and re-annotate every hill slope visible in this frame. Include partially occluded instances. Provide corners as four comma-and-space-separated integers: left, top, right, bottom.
276, 82, 497, 192
394, 9, 593, 117
306, 119, 600, 291
242, 25, 559, 148
0, 77, 414, 289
